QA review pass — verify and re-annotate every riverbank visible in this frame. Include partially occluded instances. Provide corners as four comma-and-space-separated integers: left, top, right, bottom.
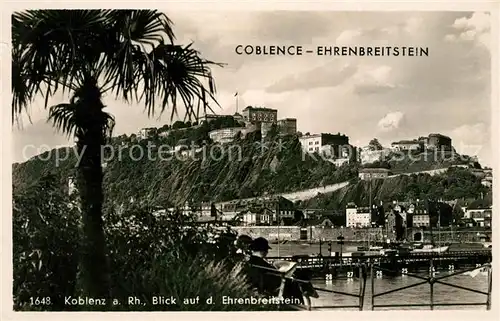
233, 226, 491, 244
266, 241, 487, 257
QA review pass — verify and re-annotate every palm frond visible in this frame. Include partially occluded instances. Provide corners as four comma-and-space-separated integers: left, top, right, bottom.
126, 42, 224, 121
48, 100, 115, 140
12, 9, 223, 126
100, 11, 175, 102
11, 10, 110, 123
47, 103, 78, 138
12, 49, 33, 123
101, 112, 116, 139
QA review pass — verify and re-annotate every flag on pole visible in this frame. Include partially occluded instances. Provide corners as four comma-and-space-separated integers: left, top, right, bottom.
234, 92, 238, 97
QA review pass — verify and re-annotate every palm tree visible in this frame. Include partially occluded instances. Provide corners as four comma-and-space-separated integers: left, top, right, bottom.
12, 10, 222, 299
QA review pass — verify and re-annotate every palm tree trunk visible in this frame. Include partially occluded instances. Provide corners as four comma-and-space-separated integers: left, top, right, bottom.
75, 81, 110, 300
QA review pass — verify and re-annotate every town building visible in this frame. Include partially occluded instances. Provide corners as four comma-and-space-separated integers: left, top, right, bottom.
220, 201, 247, 218
187, 202, 213, 217
233, 112, 244, 122
427, 133, 452, 150
333, 158, 350, 167
412, 214, 430, 227
471, 169, 487, 178
358, 168, 391, 180
385, 211, 404, 240
359, 148, 391, 165
392, 202, 408, 226
161, 202, 217, 220
199, 113, 244, 124
200, 114, 227, 123
389, 133, 452, 152
390, 140, 422, 151
241, 211, 272, 226
407, 201, 430, 227
224, 196, 296, 224
345, 204, 371, 228
242, 106, 278, 124
407, 201, 428, 214
451, 164, 470, 169
481, 177, 492, 187
418, 136, 430, 149
277, 118, 297, 135
208, 127, 245, 144
138, 127, 156, 140
469, 209, 492, 227
260, 122, 274, 139
254, 196, 296, 223
464, 207, 492, 219
299, 133, 350, 156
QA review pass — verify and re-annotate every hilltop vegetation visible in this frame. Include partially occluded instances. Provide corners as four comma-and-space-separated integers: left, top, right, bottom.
13, 122, 488, 208
13, 131, 357, 207
302, 167, 492, 210
364, 149, 476, 174
127, 116, 245, 147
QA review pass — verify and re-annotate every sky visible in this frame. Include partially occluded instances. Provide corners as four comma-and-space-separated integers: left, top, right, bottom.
11, 10, 493, 166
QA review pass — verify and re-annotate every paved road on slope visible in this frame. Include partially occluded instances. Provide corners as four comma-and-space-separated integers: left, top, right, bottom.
215, 167, 451, 207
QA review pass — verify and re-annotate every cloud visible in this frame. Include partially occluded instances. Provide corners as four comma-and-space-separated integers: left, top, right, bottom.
13, 120, 73, 162
445, 12, 490, 49
11, 11, 491, 168
354, 84, 395, 96
266, 62, 358, 93
403, 17, 424, 34
352, 65, 396, 96
377, 111, 405, 132
446, 122, 491, 165
253, 12, 335, 43
453, 12, 490, 33
335, 29, 363, 44
449, 122, 488, 146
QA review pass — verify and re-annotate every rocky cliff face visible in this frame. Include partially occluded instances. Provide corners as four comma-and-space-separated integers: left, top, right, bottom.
12, 130, 488, 210
12, 134, 357, 207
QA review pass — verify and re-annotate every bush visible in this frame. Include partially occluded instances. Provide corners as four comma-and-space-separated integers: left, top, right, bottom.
13, 174, 80, 310
13, 175, 280, 311
113, 255, 276, 311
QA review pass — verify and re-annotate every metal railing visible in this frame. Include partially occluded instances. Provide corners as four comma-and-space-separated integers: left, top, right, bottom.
370, 260, 493, 310
252, 256, 492, 311
251, 263, 368, 310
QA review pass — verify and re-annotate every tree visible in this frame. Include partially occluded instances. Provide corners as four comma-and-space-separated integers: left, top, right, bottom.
210, 203, 217, 218
12, 10, 221, 299
368, 138, 383, 151
293, 210, 304, 223
172, 121, 187, 129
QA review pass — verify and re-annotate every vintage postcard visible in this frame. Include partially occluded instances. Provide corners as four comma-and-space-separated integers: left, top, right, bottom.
1, 0, 499, 319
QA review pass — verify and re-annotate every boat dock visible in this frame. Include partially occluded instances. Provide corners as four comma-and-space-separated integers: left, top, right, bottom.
268, 249, 492, 279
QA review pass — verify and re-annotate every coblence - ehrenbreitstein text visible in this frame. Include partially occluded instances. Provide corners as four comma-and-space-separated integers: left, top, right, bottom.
235, 45, 429, 56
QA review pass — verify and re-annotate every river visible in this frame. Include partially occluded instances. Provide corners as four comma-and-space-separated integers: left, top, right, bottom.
267, 242, 490, 310
310, 271, 490, 310
267, 241, 486, 257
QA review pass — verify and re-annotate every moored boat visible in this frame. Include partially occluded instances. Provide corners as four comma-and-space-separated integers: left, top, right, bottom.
482, 242, 492, 248
411, 244, 449, 253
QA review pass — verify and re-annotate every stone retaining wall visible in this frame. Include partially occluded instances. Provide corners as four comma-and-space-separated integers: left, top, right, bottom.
231, 226, 491, 243
232, 226, 387, 242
